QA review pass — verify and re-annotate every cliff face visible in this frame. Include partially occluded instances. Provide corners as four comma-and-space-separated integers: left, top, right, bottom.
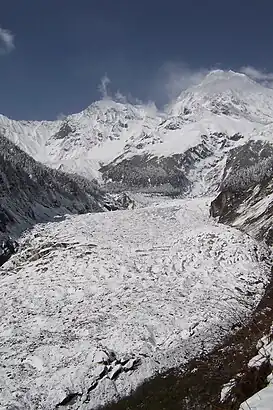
210, 140, 273, 245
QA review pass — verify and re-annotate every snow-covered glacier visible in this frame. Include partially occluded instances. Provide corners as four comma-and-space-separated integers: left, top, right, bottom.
0, 198, 271, 409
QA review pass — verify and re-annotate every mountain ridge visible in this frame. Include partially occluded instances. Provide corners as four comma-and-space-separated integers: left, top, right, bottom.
1, 69, 273, 187
0, 133, 126, 240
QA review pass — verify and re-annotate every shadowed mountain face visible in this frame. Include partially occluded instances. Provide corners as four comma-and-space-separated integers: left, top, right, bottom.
99, 132, 244, 194
210, 140, 273, 245
0, 134, 114, 238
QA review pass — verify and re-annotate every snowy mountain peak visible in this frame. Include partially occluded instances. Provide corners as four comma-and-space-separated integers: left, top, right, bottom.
80, 98, 159, 120
192, 69, 261, 94
170, 69, 273, 123
200, 69, 250, 84
1, 68, 273, 189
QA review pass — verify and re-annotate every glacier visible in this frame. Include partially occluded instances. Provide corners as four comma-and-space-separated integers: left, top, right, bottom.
0, 198, 271, 409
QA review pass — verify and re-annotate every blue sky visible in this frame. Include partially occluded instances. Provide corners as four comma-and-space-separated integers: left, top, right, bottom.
1, 0, 273, 120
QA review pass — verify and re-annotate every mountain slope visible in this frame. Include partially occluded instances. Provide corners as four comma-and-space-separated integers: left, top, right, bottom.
0, 114, 60, 159
2, 70, 273, 194
1, 101, 162, 181
0, 134, 113, 238
210, 140, 273, 245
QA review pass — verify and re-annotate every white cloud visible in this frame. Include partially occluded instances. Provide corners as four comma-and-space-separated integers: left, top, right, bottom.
0, 26, 15, 55
98, 74, 111, 99
164, 63, 209, 100
56, 112, 67, 121
114, 90, 128, 104
151, 62, 211, 106
240, 66, 273, 88
97, 75, 144, 105
115, 90, 143, 105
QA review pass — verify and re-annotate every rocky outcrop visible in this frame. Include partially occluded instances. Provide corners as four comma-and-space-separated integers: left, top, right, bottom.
100, 132, 243, 195
51, 121, 74, 140
104, 192, 135, 210
55, 350, 140, 409
0, 238, 19, 267
210, 190, 235, 219
210, 140, 273, 245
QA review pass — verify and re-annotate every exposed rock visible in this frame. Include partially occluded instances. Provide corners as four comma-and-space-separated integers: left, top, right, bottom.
52, 122, 75, 140
0, 237, 19, 267
53, 353, 141, 409
210, 140, 273, 245
56, 393, 80, 408
210, 190, 235, 219
0, 134, 123, 238
124, 358, 140, 372
229, 132, 244, 141
94, 350, 109, 364
109, 364, 122, 380
103, 192, 135, 210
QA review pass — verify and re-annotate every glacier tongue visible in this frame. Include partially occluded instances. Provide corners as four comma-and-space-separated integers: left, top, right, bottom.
1, 198, 270, 409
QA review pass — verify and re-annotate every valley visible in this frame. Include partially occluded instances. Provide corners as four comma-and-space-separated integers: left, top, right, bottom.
0, 69, 273, 409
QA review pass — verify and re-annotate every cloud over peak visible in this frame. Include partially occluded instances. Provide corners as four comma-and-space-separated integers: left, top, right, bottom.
240, 66, 273, 88
0, 26, 15, 55
98, 74, 111, 99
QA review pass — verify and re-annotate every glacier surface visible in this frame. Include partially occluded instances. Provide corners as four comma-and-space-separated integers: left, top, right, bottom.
0, 198, 271, 409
